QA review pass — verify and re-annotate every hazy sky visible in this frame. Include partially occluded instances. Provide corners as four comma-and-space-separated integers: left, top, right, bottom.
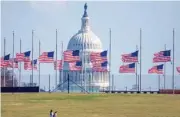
1, 1, 180, 90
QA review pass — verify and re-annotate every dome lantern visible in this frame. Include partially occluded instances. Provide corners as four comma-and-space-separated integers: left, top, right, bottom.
81, 3, 90, 32
67, 3, 102, 52
83, 3, 88, 17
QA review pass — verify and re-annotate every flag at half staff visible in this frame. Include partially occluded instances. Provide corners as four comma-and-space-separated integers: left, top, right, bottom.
92, 61, 108, 68
119, 63, 135, 73
0, 58, 3, 68
24, 59, 37, 70
153, 50, 171, 62
92, 61, 108, 72
148, 64, 164, 74
63, 50, 80, 62
121, 51, 138, 63
8, 58, 18, 68
54, 60, 62, 70
16, 51, 31, 62
0, 54, 10, 67
39, 51, 54, 63
177, 67, 180, 73
90, 50, 108, 62
69, 61, 82, 71
3, 54, 10, 60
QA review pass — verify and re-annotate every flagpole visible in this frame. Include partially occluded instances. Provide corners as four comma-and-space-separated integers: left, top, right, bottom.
172, 28, 175, 94
109, 28, 111, 93
92, 71, 93, 92
84, 38, 87, 93
112, 74, 114, 91
158, 75, 160, 90
19, 39, 22, 87
164, 44, 166, 89
81, 32, 84, 93
84, 33, 87, 93
136, 45, 138, 91
139, 28, 142, 92
61, 41, 64, 90
39, 40, 41, 92
55, 29, 58, 88
3, 37, 6, 87
12, 31, 15, 87
32, 30, 34, 86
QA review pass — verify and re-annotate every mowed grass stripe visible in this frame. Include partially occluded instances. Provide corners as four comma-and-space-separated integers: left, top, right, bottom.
1, 93, 180, 117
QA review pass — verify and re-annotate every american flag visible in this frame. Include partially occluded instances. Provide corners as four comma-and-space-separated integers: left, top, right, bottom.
24, 59, 37, 70
92, 61, 108, 72
0, 58, 3, 68
0, 57, 5, 68
153, 50, 171, 62
177, 67, 180, 73
16, 51, 31, 62
54, 60, 62, 70
0, 54, 10, 67
63, 50, 80, 62
39, 51, 54, 63
119, 63, 135, 73
148, 64, 164, 74
121, 51, 138, 63
92, 61, 107, 67
69, 61, 82, 71
8, 58, 18, 68
90, 50, 107, 62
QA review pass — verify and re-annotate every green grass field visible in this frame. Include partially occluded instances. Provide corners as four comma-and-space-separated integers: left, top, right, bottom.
1, 93, 180, 117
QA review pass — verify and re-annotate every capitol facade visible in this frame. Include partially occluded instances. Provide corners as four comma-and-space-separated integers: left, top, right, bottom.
59, 3, 109, 92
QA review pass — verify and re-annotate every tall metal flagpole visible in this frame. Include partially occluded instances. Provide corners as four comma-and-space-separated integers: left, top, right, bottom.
109, 28, 111, 92
3, 37, 6, 87
32, 30, 34, 86
83, 32, 85, 93
61, 41, 64, 90
85, 52, 87, 93
172, 28, 175, 94
39, 40, 41, 92
139, 28, 142, 92
136, 45, 138, 91
55, 29, 58, 87
158, 75, 160, 90
84, 33, 87, 93
164, 44, 166, 89
12, 31, 15, 87
81, 32, 84, 93
19, 39, 22, 87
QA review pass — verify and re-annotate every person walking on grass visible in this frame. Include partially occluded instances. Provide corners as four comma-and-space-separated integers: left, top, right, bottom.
50, 110, 54, 117
53, 111, 57, 117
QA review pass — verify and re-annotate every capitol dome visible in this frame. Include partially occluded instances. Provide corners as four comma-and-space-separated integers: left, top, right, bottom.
67, 3, 102, 52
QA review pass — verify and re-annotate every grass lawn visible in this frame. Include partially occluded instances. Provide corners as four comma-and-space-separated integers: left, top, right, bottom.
1, 93, 180, 117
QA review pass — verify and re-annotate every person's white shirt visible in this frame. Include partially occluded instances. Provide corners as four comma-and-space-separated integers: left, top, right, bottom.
50, 111, 54, 117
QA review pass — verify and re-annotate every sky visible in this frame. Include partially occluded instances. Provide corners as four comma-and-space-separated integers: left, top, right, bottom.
1, 1, 180, 90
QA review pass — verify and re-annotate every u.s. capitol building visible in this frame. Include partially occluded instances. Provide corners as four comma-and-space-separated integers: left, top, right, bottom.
58, 3, 109, 92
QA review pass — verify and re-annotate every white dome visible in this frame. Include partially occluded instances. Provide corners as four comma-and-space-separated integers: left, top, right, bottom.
67, 31, 102, 51
67, 6, 102, 52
